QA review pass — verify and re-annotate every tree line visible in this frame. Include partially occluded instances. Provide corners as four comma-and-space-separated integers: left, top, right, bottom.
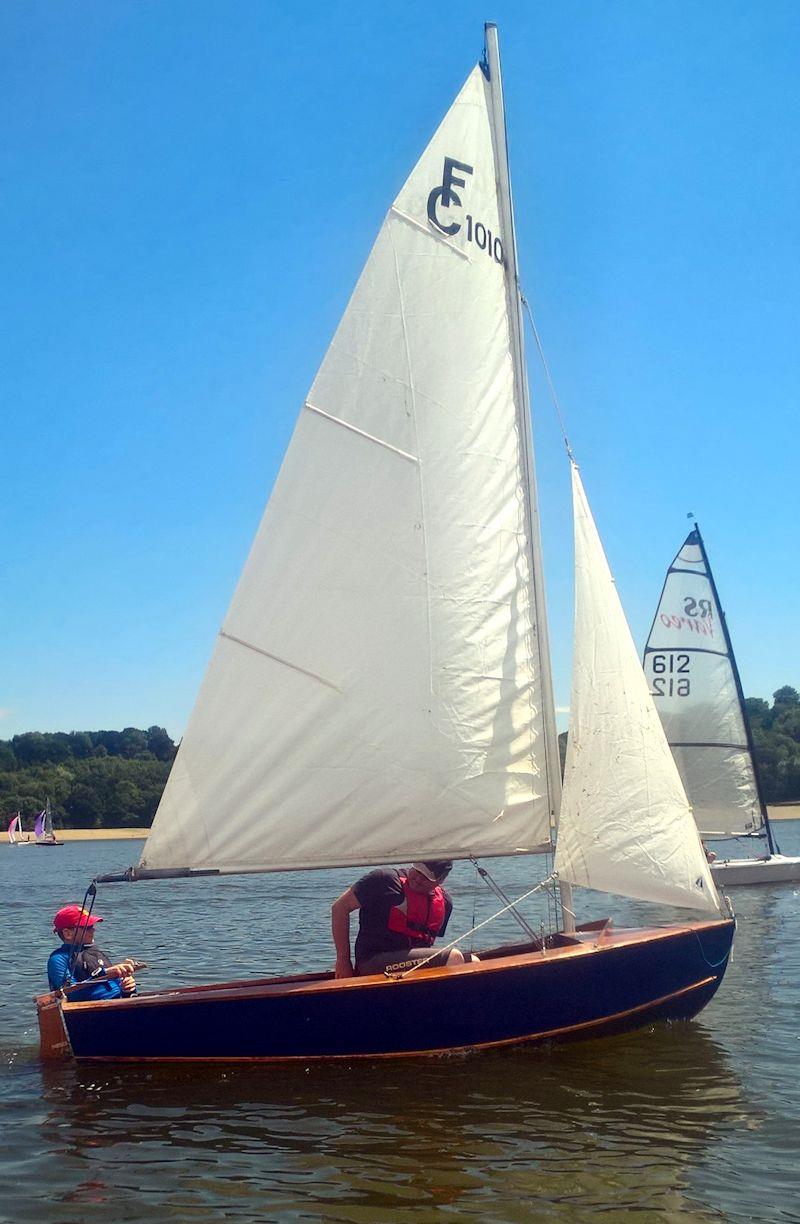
744, 686, 800, 803
1, 690, 798, 831
0, 728, 176, 829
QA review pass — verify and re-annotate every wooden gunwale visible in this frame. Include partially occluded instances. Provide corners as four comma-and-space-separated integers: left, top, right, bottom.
60, 918, 733, 1014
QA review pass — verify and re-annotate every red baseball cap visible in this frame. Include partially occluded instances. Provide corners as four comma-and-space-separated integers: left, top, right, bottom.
53, 905, 103, 933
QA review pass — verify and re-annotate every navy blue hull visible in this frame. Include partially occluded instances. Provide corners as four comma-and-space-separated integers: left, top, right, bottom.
56, 920, 734, 1061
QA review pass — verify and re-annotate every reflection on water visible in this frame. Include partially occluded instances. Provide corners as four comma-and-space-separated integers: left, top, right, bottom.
2, 830, 800, 1222
8, 1025, 742, 1222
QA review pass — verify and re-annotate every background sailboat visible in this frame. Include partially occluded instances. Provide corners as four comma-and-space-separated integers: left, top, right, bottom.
644, 526, 800, 885
7, 813, 30, 845
34, 799, 63, 847
37, 26, 733, 1063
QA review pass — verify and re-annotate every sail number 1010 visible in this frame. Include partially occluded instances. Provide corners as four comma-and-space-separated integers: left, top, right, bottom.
464, 215, 504, 264
650, 653, 691, 697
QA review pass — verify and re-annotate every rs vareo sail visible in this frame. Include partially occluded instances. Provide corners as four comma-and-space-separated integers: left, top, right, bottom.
555, 467, 721, 913
643, 528, 765, 838
143, 65, 553, 874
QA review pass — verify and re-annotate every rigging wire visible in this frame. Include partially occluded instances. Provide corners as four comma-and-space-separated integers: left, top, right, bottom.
390, 875, 556, 979
551, 873, 576, 924
469, 856, 539, 941
520, 289, 579, 937
520, 292, 573, 462
469, 860, 479, 958
544, 845, 556, 935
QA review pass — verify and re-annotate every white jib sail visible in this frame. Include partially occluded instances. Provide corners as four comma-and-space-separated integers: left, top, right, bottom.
643, 530, 763, 837
143, 65, 552, 874
555, 466, 721, 913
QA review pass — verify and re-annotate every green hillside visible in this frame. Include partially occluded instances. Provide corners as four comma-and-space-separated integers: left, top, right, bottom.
2, 689, 798, 831
0, 728, 175, 829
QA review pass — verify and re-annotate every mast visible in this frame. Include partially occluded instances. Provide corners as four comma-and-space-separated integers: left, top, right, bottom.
693, 524, 777, 854
483, 25, 574, 930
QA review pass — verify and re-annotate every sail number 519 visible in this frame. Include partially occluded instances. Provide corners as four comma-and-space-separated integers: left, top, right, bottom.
650, 653, 691, 697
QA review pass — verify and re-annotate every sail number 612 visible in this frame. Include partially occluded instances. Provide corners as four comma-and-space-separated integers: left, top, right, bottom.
650, 653, 691, 697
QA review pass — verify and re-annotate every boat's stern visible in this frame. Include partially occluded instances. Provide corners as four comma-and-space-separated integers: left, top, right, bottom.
35, 991, 73, 1061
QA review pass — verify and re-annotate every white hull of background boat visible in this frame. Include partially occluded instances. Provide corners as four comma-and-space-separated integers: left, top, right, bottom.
711, 854, 800, 886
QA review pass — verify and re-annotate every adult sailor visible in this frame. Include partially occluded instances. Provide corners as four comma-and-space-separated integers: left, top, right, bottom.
332, 860, 469, 977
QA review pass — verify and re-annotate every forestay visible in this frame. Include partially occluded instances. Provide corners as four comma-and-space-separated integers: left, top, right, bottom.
555, 467, 721, 913
643, 530, 764, 838
142, 65, 553, 875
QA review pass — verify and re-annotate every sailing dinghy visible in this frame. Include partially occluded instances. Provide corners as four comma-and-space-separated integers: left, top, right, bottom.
644, 526, 800, 886
36, 26, 733, 1063
7, 813, 30, 845
34, 799, 63, 847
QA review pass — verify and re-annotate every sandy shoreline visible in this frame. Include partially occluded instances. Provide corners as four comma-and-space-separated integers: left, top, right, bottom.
59, 828, 151, 840
767, 805, 800, 821
4, 828, 150, 843
4, 807, 799, 845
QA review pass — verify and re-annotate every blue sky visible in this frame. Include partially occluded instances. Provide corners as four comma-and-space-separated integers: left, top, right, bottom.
2, 0, 798, 740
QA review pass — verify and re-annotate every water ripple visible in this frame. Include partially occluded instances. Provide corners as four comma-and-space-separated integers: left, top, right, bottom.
2, 834, 800, 1221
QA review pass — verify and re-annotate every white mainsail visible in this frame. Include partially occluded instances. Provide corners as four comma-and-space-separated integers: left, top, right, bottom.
555, 466, 721, 913
143, 65, 553, 874
643, 529, 764, 838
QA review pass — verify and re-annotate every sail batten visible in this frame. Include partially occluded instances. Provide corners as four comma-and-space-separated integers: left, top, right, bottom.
389, 206, 474, 258
303, 403, 420, 463
141, 64, 552, 875
218, 632, 343, 691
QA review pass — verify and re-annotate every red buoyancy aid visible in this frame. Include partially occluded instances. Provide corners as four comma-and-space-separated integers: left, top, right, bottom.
386, 873, 447, 946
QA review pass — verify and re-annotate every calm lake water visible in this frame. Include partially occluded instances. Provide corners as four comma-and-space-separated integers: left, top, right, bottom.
2, 828, 799, 1223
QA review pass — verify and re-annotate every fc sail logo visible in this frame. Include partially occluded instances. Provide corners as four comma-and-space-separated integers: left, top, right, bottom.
426, 156, 504, 265
427, 157, 473, 235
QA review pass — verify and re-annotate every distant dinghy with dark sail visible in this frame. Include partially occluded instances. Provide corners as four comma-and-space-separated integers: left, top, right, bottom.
644, 526, 800, 885
34, 799, 63, 847
36, 26, 734, 1064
